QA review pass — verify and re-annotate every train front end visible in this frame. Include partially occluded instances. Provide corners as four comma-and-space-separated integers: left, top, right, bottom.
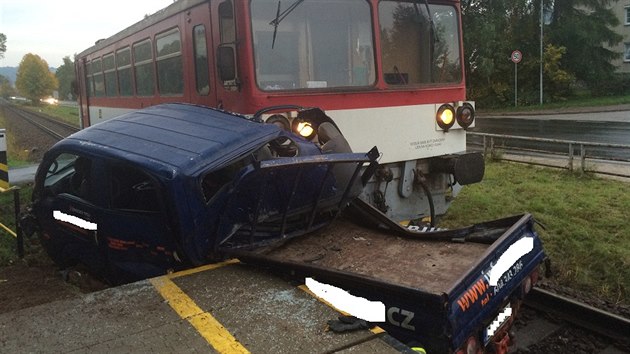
245, 0, 482, 223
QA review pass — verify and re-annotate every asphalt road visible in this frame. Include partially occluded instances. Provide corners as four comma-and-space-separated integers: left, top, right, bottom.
8, 164, 38, 184
479, 104, 630, 123
474, 107, 630, 161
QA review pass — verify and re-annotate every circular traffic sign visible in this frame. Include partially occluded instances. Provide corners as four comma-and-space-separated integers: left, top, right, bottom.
511, 50, 522, 64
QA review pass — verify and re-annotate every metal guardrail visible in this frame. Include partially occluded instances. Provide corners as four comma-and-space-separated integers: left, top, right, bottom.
468, 132, 630, 179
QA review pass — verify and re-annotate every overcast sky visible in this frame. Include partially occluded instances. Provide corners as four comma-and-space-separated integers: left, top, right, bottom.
0, 0, 175, 68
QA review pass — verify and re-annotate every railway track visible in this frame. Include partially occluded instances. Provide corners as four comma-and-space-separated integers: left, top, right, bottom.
513, 287, 630, 353
3, 105, 80, 141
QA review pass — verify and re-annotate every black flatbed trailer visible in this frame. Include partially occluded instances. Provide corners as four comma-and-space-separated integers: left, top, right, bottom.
233, 204, 545, 353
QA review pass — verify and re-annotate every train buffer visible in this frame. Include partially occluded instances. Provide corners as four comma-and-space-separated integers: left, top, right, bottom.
0, 260, 408, 353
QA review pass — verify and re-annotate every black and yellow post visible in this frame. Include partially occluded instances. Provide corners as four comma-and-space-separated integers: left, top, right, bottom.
0, 129, 23, 258
0, 129, 8, 190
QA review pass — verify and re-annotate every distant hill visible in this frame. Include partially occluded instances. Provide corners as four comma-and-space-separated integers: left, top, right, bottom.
0, 66, 57, 86
0, 67, 17, 85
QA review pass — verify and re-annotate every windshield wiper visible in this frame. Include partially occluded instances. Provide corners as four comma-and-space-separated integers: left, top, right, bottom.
417, 0, 438, 82
269, 0, 306, 48
421, 0, 438, 44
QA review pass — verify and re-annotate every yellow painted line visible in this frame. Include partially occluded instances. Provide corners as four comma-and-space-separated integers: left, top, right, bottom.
0, 180, 9, 190
167, 259, 240, 279
150, 275, 250, 354
298, 285, 385, 335
0, 162, 8, 172
0, 222, 16, 238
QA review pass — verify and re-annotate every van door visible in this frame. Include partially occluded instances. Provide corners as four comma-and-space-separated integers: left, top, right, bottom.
35, 153, 180, 283
97, 161, 179, 283
35, 153, 107, 275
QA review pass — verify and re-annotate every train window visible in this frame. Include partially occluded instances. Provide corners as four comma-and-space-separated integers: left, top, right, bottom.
219, 1, 235, 44
92, 58, 105, 97
103, 54, 117, 97
116, 47, 133, 96
133, 39, 155, 96
86, 61, 95, 97
250, 0, 374, 90
156, 28, 183, 95
379, 2, 462, 85
193, 25, 210, 95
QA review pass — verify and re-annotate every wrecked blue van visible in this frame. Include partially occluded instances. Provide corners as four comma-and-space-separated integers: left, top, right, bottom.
27, 103, 377, 283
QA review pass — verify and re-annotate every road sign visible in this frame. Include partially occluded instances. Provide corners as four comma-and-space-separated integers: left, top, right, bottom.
511, 51, 522, 106
511, 50, 522, 64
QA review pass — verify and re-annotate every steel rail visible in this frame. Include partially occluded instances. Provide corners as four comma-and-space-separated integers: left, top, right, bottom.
26, 109, 81, 132
6, 106, 79, 141
525, 287, 630, 341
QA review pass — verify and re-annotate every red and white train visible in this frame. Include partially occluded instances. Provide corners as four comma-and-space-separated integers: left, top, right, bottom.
75, 0, 483, 222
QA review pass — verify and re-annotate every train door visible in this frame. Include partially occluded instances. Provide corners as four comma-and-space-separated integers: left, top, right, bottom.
185, 2, 218, 107
211, 0, 242, 112
76, 59, 90, 128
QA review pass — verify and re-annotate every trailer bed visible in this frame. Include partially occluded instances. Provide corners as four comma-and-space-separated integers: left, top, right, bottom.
253, 218, 490, 294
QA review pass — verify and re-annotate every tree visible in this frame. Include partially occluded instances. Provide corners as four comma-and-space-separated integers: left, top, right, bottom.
0, 33, 6, 59
462, 0, 540, 106
15, 53, 58, 104
462, 0, 622, 106
549, 0, 622, 95
0, 75, 16, 98
56, 56, 76, 101
543, 44, 574, 100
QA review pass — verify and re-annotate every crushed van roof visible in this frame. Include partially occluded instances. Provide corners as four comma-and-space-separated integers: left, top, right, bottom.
56, 104, 279, 178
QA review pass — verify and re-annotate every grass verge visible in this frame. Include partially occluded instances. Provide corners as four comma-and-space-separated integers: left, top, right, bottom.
23, 103, 80, 127
441, 161, 629, 305
0, 109, 31, 166
479, 94, 630, 114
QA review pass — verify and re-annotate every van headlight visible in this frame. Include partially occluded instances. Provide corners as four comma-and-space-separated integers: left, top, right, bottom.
294, 121, 315, 138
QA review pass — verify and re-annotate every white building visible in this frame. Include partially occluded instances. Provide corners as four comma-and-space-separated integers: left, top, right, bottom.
613, 3, 630, 73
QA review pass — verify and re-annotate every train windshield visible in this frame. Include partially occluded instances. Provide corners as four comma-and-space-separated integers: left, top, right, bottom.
250, 1, 462, 91
250, 0, 374, 90
379, 2, 462, 85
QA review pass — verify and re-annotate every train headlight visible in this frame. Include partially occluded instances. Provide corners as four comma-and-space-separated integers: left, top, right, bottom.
293, 121, 316, 139
456, 103, 475, 129
436, 104, 456, 131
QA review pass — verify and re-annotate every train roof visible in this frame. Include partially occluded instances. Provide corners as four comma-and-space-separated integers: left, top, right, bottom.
77, 0, 207, 58
55, 103, 279, 179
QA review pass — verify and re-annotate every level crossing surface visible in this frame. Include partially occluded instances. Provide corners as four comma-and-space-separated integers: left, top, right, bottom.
0, 260, 405, 353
